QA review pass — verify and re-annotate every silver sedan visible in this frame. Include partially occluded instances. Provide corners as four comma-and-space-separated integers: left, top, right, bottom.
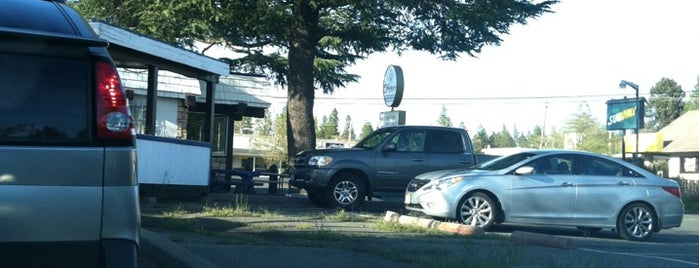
404, 149, 684, 241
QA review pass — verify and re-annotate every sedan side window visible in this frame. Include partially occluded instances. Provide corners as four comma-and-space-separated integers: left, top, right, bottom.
528, 155, 573, 175
575, 156, 623, 177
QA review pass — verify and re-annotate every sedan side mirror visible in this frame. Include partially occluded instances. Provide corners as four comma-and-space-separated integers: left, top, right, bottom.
515, 166, 534, 175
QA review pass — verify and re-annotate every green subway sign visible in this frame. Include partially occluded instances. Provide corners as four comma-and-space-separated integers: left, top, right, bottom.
606, 98, 644, 130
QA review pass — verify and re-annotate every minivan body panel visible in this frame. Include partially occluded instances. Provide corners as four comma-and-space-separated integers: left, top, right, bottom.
0, 147, 104, 242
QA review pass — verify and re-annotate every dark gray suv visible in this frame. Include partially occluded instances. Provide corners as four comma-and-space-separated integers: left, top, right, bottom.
0, 1, 139, 267
291, 125, 476, 210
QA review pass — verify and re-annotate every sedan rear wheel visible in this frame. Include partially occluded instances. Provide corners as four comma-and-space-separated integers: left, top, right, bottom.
617, 203, 655, 241
456, 192, 497, 230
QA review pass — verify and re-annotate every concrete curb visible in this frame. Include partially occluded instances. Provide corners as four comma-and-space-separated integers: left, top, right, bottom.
384, 211, 484, 236
385, 211, 575, 249
140, 228, 220, 268
509, 231, 576, 249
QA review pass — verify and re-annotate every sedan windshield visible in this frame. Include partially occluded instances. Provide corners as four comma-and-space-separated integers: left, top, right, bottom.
354, 128, 394, 149
472, 152, 538, 170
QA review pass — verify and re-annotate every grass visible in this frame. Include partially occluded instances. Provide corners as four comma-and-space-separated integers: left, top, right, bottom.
321, 209, 371, 222
201, 194, 281, 217
684, 196, 699, 213
143, 202, 629, 268
374, 220, 442, 234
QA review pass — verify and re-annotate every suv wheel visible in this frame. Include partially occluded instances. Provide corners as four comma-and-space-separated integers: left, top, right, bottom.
327, 173, 366, 210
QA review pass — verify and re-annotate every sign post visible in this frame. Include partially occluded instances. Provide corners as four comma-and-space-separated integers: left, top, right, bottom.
380, 65, 405, 127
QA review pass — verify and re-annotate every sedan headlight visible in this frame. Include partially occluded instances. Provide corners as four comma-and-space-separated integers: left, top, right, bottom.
433, 176, 464, 191
308, 156, 333, 167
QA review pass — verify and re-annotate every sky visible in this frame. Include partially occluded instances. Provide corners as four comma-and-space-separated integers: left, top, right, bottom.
256, 0, 699, 136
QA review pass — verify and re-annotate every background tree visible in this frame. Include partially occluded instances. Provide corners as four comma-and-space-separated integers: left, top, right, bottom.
324, 108, 340, 139
489, 125, 516, 148
563, 105, 615, 154
71, 0, 218, 49
647, 78, 685, 131
340, 115, 356, 141
546, 127, 565, 149
526, 126, 544, 148
436, 105, 453, 127
251, 109, 288, 167
685, 76, 699, 112
359, 122, 374, 140
72, 0, 557, 163
316, 115, 328, 139
471, 125, 490, 154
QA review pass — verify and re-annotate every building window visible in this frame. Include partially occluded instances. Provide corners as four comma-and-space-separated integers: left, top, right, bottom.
187, 112, 228, 155
681, 157, 698, 173
129, 101, 147, 135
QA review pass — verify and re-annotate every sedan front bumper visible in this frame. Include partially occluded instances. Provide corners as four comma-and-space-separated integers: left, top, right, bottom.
405, 189, 453, 219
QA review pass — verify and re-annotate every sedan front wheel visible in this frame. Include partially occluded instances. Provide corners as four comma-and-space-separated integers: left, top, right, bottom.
456, 192, 497, 230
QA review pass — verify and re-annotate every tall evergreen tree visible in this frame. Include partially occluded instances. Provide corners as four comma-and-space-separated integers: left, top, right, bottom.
436, 105, 453, 127
359, 122, 374, 140
324, 108, 340, 138
472, 125, 490, 153
684, 75, 699, 112
647, 78, 685, 130
491, 125, 516, 148
72, 0, 557, 163
341, 115, 355, 141
316, 116, 328, 139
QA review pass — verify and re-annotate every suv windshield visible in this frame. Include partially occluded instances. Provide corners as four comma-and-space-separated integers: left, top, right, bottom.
354, 128, 394, 149
472, 152, 538, 170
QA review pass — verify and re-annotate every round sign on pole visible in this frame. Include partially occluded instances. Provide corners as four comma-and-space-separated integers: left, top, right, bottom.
383, 65, 404, 108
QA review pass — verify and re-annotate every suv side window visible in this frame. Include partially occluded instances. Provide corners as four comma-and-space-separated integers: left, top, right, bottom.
429, 129, 464, 153
390, 130, 426, 152
0, 53, 89, 144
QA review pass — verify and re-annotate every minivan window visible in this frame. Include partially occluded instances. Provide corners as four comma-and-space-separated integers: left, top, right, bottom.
0, 53, 89, 144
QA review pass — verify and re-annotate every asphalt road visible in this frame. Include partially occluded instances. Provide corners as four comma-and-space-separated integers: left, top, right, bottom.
139, 193, 699, 268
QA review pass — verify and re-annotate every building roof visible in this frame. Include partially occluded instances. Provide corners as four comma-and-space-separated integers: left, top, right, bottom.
198, 75, 271, 109
660, 110, 699, 153
89, 21, 228, 81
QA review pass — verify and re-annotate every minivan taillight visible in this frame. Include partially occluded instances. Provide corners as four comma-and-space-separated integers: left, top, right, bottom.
95, 61, 134, 140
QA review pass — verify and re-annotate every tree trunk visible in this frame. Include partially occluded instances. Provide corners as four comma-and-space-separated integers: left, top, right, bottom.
286, 1, 318, 164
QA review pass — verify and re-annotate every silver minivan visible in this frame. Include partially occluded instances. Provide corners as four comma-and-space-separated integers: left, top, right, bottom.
0, 1, 140, 267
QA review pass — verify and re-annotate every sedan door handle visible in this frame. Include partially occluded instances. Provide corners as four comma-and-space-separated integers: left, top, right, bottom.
617, 181, 632, 186
561, 182, 573, 187
412, 158, 424, 162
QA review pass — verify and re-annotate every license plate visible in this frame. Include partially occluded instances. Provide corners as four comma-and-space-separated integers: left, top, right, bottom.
404, 193, 411, 204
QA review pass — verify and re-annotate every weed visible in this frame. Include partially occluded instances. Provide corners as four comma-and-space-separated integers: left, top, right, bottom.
326, 209, 370, 222
162, 203, 186, 218
373, 220, 441, 234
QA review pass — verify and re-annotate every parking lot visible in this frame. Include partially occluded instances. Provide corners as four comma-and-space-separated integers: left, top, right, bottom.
138, 192, 699, 268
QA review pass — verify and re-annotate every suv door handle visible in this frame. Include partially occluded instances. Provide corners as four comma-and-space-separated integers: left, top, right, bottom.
561, 182, 573, 187
617, 181, 632, 186
412, 158, 424, 162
